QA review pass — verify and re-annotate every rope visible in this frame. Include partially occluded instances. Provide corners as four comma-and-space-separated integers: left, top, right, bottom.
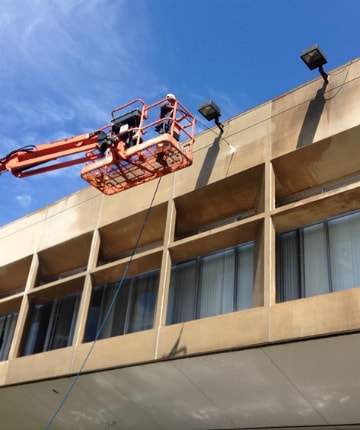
196, 118, 234, 152
44, 178, 162, 429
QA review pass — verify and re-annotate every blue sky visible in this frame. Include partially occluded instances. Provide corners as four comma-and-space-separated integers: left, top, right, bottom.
0, 0, 359, 226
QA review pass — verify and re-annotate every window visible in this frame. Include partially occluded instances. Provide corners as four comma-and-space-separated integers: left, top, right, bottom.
0, 312, 18, 361
84, 270, 159, 342
277, 210, 360, 302
21, 293, 80, 356
166, 242, 254, 325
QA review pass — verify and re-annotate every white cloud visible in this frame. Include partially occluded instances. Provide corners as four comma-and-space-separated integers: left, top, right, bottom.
2, 137, 19, 154
0, 0, 155, 131
73, 97, 110, 129
5, 98, 76, 131
15, 193, 32, 207
0, 0, 166, 225
42, 163, 82, 179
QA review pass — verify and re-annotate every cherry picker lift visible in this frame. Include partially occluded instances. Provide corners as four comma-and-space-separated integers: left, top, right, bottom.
0, 96, 196, 195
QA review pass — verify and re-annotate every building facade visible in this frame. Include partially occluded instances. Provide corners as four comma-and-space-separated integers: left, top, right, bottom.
1, 58, 360, 429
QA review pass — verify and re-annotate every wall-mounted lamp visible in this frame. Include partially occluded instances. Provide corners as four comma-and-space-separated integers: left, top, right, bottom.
300, 44, 328, 83
198, 100, 224, 132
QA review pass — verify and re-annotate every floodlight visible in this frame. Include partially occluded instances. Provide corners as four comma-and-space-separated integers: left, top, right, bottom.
300, 44, 328, 83
198, 100, 224, 132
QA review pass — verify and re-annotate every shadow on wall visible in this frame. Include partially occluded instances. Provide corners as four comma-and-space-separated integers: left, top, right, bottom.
162, 327, 187, 359
195, 134, 222, 189
297, 80, 328, 148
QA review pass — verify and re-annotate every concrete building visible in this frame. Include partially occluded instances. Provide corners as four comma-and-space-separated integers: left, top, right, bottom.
1, 57, 360, 430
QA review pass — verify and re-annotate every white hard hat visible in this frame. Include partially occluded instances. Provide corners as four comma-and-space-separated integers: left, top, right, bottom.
166, 93, 176, 100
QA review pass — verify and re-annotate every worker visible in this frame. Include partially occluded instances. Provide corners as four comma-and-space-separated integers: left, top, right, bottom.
155, 93, 179, 140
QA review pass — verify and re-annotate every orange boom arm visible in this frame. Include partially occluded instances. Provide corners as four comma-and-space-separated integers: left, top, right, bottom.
0, 133, 101, 177
0, 98, 196, 195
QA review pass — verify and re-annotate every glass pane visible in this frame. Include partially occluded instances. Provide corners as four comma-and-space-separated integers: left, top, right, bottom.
303, 223, 330, 297
85, 271, 159, 340
127, 271, 159, 333
93, 282, 130, 340
329, 211, 360, 291
0, 316, 5, 360
236, 242, 254, 310
127, 273, 156, 333
277, 231, 301, 302
167, 260, 197, 324
98, 283, 117, 339
198, 249, 235, 318
84, 286, 103, 342
0, 313, 18, 361
22, 303, 52, 356
111, 280, 131, 336
47, 295, 79, 350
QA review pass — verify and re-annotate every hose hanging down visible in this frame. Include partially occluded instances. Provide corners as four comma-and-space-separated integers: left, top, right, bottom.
44, 178, 162, 430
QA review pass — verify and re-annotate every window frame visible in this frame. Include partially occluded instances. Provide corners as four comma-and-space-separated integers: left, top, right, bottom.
84, 269, 160, 342
276, 209, 360, 302
21, 293, 80, 356
0, 312, 18, 361
167, 241, 255, 325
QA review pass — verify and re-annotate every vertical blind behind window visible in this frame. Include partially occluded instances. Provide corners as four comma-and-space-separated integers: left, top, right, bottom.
277, 210, 360, 302
167, 242, 254, 324
84, 270, 159, 342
